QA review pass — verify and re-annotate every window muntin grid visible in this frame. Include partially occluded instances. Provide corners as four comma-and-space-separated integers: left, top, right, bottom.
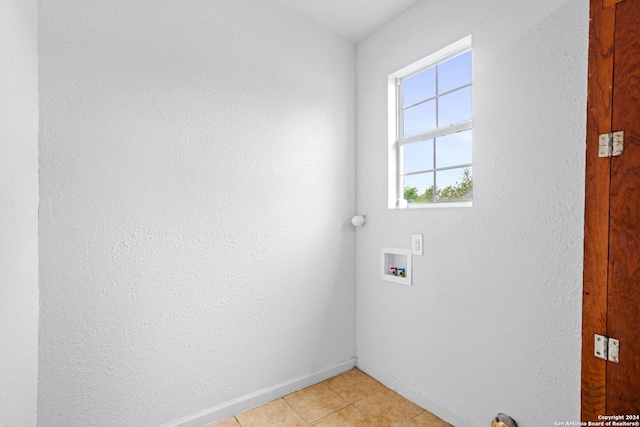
396, 49, 472, 205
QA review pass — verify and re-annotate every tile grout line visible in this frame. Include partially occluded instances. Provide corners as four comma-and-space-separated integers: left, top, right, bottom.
313, 377, 385, 427
281, 397, 310, 426
307, 402, 349, 426
312, 379, 351, 424
318, 373, 390, 426
352, 389, 387, 426
350, 404, 384, 427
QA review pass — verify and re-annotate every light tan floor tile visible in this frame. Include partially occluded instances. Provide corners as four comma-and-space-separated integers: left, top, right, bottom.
403, 410, 453, 426
206, 371, 451, 427
354, 388, 424, 427
205, 417, 241, 427
311, 405, 380, 427
284, 382, 348, 423
323, 369, 385, 403
235, 398, 307, 427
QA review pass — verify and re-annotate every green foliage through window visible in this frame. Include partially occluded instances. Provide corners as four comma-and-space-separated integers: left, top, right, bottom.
403, 168, 472, 203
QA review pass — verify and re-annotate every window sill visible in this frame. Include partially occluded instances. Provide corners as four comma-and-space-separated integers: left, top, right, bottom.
391, 200, 473, 209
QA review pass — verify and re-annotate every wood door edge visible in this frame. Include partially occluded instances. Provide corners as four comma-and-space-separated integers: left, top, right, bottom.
582, 0, 614, 419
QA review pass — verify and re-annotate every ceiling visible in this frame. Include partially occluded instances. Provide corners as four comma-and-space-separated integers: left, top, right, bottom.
278, 0, 421, 44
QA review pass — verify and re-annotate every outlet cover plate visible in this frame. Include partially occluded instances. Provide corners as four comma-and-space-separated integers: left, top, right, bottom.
411, 234, 423, 256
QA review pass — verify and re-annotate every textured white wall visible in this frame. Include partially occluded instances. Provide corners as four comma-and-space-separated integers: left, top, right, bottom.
37, 1, 356, 425
356, 0, 588, 426
0, 0, 39, 425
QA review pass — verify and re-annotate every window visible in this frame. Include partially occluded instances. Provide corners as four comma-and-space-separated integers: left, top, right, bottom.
388, 36, 472, 208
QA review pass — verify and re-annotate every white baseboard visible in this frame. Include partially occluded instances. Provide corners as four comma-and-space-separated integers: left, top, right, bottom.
160, 358, 357, 427
356, 359, 479, 427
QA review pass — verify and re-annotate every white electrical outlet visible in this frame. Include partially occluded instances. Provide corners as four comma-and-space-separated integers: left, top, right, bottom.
411, 234, 423, 256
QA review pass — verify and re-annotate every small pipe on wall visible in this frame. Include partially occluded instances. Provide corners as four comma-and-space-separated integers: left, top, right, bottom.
350, 215, 366, 228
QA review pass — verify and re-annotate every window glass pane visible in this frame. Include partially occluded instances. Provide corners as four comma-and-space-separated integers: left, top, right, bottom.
402, 139, 434, 174
403, 172, 435, 203
403, 100, 436, 137
403, 67, 436, 107
438, 86, 472, 127
393, 39, 472, 206
438, 50, 471, 94
435, 167, 473, 202
435, 130, 472, 169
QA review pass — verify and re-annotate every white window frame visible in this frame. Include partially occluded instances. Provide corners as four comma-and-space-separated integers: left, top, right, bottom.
388, 35, 472, 209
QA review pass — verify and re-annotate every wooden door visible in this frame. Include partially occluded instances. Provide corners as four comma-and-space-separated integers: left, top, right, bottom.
582, 0, 640, 419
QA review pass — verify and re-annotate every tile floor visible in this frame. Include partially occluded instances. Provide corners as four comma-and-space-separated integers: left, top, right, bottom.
206, 368, 453, 427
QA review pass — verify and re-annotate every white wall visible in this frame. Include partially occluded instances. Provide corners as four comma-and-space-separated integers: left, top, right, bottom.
356, 1, 588, 426
37, 1, 356, 425
0, 0, 39, 425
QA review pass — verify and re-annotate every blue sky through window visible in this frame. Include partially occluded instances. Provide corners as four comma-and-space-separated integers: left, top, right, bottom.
438, 51, 471, 93
403, 67, 435, 107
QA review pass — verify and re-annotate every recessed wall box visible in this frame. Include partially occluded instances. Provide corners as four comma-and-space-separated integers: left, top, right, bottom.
381, 247, 412, 286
